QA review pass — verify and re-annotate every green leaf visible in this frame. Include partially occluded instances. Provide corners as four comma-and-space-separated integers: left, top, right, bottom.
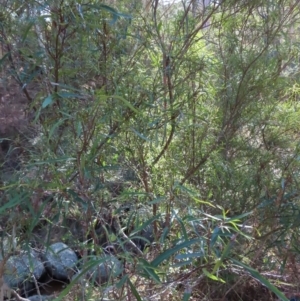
157, 21, 162, 33
113, 95, 139, 114
175, 213, 189, 241
202, 212, 222, 221
203, 268, 225, 283
0, 193, 26, 214
190, 195, 216, 207
212, 258, 225, 274
130, 215, 160, 236
131, 128, 150, 141
210, 227, 221, 248
48, 118, 67, 139
232, 259, 289, 301
127, 278, 142, 301
42, 95, 53, 108
183, 291, 192, 301
148, 50, 160, 67
148, 196, 165, 205
175, 252, 204, 260
226, 211, 253, 222
151, 238, 199, 267
138, 258, 161, 283
0, 52, 10, 66
21, 20, 35, 43
116, 274, 128, 289
174, 184, 216, 208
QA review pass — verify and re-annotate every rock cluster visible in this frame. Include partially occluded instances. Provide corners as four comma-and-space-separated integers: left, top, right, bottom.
1, 204, 157, 301
2, 242, 123, 300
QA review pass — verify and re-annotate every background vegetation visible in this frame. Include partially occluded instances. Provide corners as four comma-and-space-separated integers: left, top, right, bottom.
1, 0, 300, 300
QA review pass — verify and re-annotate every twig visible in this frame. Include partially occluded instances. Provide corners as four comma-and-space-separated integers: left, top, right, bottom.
10, 289, 31, 301
31, 275, 42, 301
111, 216, 143, 256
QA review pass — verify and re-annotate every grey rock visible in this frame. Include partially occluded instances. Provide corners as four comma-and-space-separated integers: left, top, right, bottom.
3, 250, 45, 290
118, 205, 155, 251
41, 242, 78, 281
131, 224, 154, 251
86, 255, 123, 286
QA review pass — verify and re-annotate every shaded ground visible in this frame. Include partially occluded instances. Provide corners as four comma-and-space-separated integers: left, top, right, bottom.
0, 76, 42, 182
0, 79, 31, 137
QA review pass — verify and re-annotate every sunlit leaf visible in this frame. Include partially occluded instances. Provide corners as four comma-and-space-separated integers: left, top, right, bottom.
151, 238, 199, 267
203, 268, 225, 283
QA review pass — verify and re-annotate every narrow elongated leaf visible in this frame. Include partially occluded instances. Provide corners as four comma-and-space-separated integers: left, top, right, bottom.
148, 196, 165, 205
138, 258, 161, 283
49, 118, 67, 139
175, 252, 204, 260
210, 227, 220, 248
203, 268, 225, 283
0, 194, 25, 214
0, 52, 10, 66
113, 95, 139, 114
127, 278, 142, 301
175, 213, 188, 241
212, 258, 224, 274
151, 238, 199, 267
116, 274, 128, 289
226, 211, 253, 221
21, 20, 35, 43
130, 215, 159, 236
174, 184, 215, 208
131, 128, 150, 141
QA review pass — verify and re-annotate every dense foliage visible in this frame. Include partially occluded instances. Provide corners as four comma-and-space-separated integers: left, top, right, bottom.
1, 0, 300, 300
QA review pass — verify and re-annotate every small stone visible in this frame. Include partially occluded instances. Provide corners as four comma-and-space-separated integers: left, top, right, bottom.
41, 242, 78, 281
132, 224, 154, 251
